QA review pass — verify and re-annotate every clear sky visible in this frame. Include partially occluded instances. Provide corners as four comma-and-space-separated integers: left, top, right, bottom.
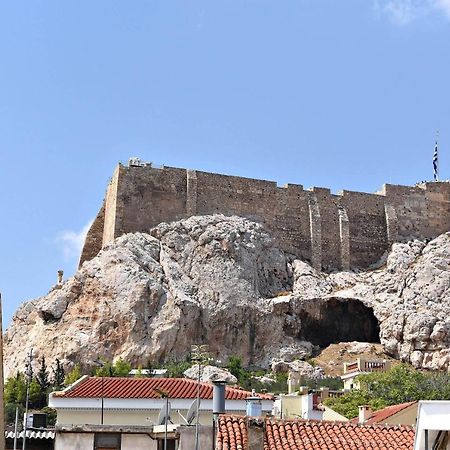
1, 0, 450, 326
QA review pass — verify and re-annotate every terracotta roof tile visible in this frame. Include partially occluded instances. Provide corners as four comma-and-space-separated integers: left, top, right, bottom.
56, 376, 273, 400
351, 402, 417, 425
217, 416, 415, 450
217, 416, 248, 450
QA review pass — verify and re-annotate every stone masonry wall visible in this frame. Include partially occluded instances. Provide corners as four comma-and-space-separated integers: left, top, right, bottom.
79, 163, 450, 271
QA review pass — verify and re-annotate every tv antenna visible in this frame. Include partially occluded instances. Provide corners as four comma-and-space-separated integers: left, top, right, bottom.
177, 398, 200, 425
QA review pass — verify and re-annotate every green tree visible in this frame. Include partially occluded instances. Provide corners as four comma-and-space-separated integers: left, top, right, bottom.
65, 365, 82, 385
226, 356, 250, 386
4, 372, 27, 405
324, 388, 387, 419
165, 360, 191, 378
93, 360, 114, 377
113, 358, 132, 377
29, 380, 43, 408
358, 364, 425, 404
37, 356, 50, 392
4, 403, 24, 426
93, 358, 132, 377
52, 359, 65, 390
324, 364, 450, 419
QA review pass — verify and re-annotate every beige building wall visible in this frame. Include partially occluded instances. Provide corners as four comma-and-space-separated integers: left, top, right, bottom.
343, 376, 361, 390
121, 434, 157, 450
277, 395, 302, 419
55, 433, 158, 450
383, 404, 418, 427
54, 433, 94, 450
323, 406, 348, 422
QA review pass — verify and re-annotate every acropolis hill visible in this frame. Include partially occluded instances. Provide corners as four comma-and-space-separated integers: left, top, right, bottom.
80, 159, 450, 271
6, 164, 450, 372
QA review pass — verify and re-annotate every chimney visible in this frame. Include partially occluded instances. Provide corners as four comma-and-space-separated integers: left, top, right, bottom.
212, 381, 227, 416
288, 371, 301, 394
358, 405, 372, 424
247, 417, 265, 450
246, 390, 262, 417
57, 270, 64, 285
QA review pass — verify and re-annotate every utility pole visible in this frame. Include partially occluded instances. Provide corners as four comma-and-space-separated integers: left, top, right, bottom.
13, 407, 19, 450
22, 348, 33, 450
93, 359, 105, 425
0, 294, 5, 450
191, 344, 211, 450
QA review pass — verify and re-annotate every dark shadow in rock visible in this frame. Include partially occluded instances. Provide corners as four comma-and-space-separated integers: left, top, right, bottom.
299, 298, 380, 347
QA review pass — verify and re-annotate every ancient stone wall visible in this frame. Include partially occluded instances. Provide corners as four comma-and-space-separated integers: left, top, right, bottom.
79, 163, 450, 271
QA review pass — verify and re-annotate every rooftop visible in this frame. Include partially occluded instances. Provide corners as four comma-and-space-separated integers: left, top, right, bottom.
217, 416, 415, 450
53, 376, 273, 401
351, 402, 417, 425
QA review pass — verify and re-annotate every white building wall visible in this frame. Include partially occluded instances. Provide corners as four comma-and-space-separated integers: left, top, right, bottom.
54, 433, 94, 450
121, 434, 157, 450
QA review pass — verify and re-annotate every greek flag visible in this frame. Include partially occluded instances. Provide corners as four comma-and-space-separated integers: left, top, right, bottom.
433, 141, 439, 181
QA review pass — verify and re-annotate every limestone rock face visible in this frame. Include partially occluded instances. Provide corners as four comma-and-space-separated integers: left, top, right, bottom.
271, 360, 324, 379
4, 215, 450, 377
183, 365, 237, 384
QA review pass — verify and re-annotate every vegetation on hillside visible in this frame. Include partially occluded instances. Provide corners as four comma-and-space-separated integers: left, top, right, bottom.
324, 364, 450, 418
4, 357, 64, 426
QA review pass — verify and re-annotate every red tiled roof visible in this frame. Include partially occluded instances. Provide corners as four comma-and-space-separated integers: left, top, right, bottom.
351, 401, 417, 425
216, 416, 415, 450
56, 377, 273, 400
264, 419, 414, 450
217, 415, 248, 450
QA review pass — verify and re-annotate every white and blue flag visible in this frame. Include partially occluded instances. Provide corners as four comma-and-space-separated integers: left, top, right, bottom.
433, 141, 439, 181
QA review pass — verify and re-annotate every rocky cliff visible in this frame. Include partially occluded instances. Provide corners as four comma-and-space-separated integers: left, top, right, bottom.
4, 215, 450, 377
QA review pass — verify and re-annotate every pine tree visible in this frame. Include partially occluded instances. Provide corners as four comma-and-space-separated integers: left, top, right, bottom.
35, 356, 50, 408
36, 356, 50, 392
52, 359, 65, 390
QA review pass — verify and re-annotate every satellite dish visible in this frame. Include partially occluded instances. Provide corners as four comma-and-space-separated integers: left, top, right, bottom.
157, 401, 171, 425
186, 398, 200, 425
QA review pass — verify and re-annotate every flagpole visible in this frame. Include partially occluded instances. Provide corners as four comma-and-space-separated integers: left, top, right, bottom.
437, 130, 439, 182
433, 131, 439, 182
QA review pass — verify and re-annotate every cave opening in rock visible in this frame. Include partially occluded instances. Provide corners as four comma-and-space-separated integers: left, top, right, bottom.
299, 298, 380, 348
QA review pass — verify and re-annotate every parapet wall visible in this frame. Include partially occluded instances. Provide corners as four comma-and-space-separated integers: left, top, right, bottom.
79, 163, 450, 271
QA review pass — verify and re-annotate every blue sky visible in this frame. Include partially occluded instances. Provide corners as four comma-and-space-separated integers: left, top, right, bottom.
1, 0, 450, 326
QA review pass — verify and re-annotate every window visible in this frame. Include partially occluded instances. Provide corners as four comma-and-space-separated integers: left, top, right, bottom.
94, 433, 121, 450
157, 439, 177, 450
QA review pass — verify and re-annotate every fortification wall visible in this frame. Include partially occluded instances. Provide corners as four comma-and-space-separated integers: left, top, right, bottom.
340, 190, 388, 268
115, 165, 188, 236
79, 163, 450, 271
102, 165, 121, 244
